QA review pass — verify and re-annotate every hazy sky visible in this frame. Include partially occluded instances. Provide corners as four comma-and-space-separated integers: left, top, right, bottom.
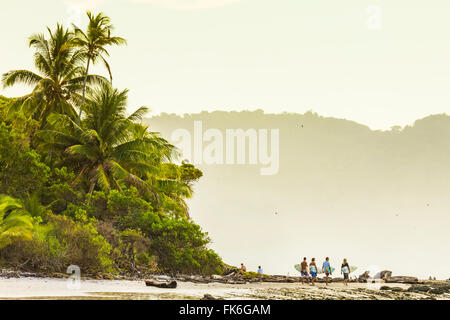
1, 0, 450, 129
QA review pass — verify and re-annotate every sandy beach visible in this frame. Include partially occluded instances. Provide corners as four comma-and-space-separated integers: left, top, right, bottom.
0, 277, 448, 300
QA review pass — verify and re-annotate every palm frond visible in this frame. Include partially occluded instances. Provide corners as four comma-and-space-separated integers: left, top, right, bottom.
2, 70, 42, 88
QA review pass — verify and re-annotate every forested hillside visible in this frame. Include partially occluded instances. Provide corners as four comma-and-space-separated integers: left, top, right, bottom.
147, 110, 450, 279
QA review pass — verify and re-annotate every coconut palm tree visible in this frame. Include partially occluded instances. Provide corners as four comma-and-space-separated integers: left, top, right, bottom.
1, 24, 107, 126
72, 11, 126, 119
41, 83, 174, 199
0, 195, 35, 249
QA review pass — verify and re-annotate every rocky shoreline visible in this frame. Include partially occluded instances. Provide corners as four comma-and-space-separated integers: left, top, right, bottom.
0, 268, 443, 285
1, 268, 449, 300
152, 269, 425, 285
0, 269, 449, 300
231, 281, 450, 300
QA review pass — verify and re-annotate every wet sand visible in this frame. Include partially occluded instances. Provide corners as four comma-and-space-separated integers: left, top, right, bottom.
1, 277, 448, 300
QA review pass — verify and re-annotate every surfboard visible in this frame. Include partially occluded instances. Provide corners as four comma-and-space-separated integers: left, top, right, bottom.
342, 266, 358, 273
294, 264, 302, 272
318, 267, 335, 274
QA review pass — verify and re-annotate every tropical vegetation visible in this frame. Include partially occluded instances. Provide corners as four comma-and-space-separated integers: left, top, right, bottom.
0, 12, 222, 276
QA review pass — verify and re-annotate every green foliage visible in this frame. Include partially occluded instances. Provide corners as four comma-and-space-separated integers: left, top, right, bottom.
0, 95, 9, 118
41, 167, 82, 214
0, 12, 222, 276
117, 228, 150, 268
41, 83, 175, 198
47, 214, 114, 273
148, 217, 223, 275
180, 161, 203, 183
0, 195, 35, 249
0, 213, 113, 273
0, 123, 50, 198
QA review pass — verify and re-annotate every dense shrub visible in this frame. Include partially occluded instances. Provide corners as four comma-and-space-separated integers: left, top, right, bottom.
0, 214, 113, 274
0, 123, 50, 198
0, 128, 222, 275
149, 218, 223, 275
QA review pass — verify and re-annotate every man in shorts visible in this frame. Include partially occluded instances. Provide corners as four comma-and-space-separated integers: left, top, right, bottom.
300, 257, 309, 283
322, 257, 332, 286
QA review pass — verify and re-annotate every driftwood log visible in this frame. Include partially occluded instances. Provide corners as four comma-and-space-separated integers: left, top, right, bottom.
145, 279, 177, 288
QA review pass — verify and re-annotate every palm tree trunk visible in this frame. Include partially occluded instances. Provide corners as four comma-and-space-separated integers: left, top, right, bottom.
78, 58, 91, 120
86, 181, 95, 205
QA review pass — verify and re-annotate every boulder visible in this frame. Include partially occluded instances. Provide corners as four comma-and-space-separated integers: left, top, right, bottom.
358, 271, 370, 282
429, 287, 447, 295
407, 285, 430, 293
358, 270, 392, 282
379, 270, 392, 279
380, 286, 403, 292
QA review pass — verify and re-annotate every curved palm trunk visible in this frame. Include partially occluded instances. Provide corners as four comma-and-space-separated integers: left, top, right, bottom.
78, 58, 91, 120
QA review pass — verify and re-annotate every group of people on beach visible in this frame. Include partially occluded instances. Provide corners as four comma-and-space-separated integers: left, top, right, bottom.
299, 257, 351, 286
240, 258, 352, 286
240, 263, 264, 274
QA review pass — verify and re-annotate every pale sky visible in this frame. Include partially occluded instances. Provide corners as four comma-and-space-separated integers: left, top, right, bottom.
1, 0, 450, 129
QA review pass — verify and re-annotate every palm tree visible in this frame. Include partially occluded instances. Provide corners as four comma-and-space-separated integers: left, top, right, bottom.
72, 11, 126, 119
41, 83, 174, 199
1, 24, 107, 126
0, 195, 35, 249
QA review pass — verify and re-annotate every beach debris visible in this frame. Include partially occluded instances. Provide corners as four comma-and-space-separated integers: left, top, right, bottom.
145, 279, 177, 288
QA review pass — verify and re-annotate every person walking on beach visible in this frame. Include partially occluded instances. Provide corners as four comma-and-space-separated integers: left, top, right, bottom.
257, 266, 263, 274
322, 257, 332, 285
240, 263, 247, 272
341, 259, 350, 286
309, 258, 318, 286
300, 257, 309, 284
